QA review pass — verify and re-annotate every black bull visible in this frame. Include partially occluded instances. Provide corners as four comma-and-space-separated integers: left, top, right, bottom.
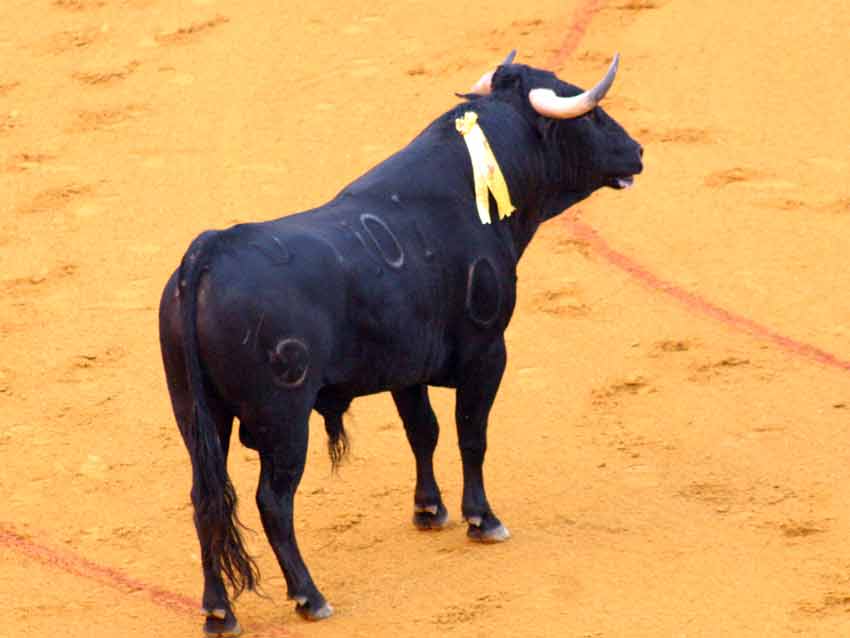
159, 57, 642, 635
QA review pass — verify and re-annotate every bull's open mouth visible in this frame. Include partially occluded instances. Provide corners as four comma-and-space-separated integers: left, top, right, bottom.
609, 175, 635, 189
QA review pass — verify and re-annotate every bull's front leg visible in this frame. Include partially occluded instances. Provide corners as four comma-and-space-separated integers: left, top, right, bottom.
455, 339, 510, 542
392, 385, 449, 529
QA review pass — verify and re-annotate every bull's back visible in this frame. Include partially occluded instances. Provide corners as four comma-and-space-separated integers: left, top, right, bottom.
184, 195, 515, 404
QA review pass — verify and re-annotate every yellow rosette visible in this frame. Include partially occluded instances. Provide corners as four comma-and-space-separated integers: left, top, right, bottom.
455, 111, 516, 225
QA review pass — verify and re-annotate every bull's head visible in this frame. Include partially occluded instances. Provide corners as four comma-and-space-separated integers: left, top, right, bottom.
466, 51, 643, 207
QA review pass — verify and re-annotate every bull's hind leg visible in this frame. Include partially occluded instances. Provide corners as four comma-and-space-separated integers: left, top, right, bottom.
392, 385, 449, 529
252, 403, 332, 621
160, 325, 243, 637
455, 340, 510, 543
176, 404, 244, 636
193, 405, 243, 638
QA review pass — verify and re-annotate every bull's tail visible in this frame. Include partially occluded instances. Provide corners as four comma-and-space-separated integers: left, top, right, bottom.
178, 231, 259, 597
324, 416, 350, 472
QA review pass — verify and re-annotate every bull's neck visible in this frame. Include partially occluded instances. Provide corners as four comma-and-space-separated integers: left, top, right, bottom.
454, 103, 549, 261
471, 106, 595, 261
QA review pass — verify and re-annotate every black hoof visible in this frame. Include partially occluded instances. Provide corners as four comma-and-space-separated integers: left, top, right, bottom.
203, 609, 242, 638
413, 503, 449, 530
465, 512, 511, 543
294, 595, 334, 621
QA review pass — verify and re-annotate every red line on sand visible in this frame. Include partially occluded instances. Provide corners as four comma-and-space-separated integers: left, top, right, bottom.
546, 0, 850, 373
549, 0, 607, 67
0, 524, 197, 613
0, 525, 293, 637
565, 214, 850, 371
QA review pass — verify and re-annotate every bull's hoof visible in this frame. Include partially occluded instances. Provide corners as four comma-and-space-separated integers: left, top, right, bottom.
202, 609, 242, 638
413, 503, 449, 530
465, 513, 510, 543
467, 523, 511, 543
294, 597, 334, 621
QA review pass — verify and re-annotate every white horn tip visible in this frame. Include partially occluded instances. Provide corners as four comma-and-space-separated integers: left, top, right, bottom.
469, 71, 494, 95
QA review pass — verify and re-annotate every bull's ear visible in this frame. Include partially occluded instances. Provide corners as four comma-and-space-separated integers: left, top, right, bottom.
490, 65, 523, 93
466, 49, 518, 96
455, 92, 487, 101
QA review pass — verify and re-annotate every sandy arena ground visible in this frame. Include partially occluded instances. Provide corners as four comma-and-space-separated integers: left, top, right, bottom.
2, 1, 850, 636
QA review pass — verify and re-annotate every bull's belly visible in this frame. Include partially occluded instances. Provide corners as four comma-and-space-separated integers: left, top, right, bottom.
324, 335, 455, 395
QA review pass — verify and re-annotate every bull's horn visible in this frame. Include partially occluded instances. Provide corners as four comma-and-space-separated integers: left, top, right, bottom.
468, 49, 518, 95
528, 53, 619, 119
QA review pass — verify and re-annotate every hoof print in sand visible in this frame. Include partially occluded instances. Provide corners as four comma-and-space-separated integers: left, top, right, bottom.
592, 375, 653, 407
652, 339, 696, 355
73, 61, 140, 86
689, 356, 752, 383
70, 105, 148, 132
154, 15, 230, 45
704, 167, 765, 188
0, 81, 21, 97
533, 284, 590, 317
778, 520, 828, 539
821, 198, 850, 215
616, 0, 661, 10
637, 127, 713, 145
1, 110, 21, 135
52, 0, 106, 9
41, 27, 105, 54
4, 153, 56, 173
19, 183, 94, 214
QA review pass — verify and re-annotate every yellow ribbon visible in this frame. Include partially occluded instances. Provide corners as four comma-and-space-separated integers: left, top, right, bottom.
455, 111, 516, 225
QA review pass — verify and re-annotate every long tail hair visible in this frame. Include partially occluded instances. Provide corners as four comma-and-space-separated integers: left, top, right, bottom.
177, 231, 260, 597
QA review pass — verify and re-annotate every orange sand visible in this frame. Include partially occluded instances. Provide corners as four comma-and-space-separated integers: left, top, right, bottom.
3, 1, 850, 636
